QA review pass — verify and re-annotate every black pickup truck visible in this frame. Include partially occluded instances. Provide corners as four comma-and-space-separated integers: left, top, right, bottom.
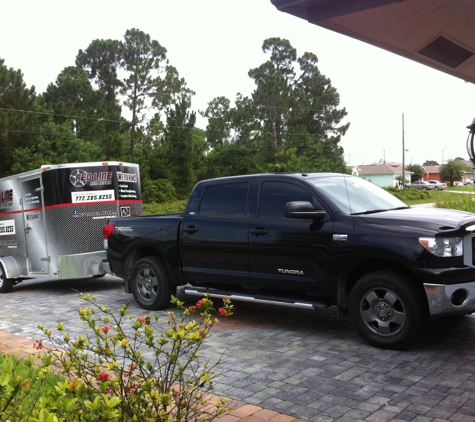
103, 173, 475, 349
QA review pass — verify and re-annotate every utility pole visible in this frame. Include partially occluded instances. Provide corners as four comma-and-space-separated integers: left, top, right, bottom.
402, 113, 406, 194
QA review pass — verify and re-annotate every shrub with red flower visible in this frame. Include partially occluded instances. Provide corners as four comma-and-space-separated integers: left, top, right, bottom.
97, 372, 112, 382
34, 292, 234, 422
33, 339, 43, 350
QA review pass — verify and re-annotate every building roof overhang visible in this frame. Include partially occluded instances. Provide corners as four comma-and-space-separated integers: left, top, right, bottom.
270, 0, 475, 84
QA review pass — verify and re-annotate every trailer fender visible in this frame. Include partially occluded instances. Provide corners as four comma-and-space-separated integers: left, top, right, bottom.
0, 256, 21, 280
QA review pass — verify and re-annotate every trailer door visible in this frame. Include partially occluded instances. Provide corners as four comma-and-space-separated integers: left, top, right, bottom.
21, 177, 49, 274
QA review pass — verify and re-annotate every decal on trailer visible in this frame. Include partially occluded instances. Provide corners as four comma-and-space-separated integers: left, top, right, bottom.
120, 206, 131, 217
69, 169, 113, 187
0, 219, 15, 235
0, 189, 13, 209
117, 172, 138, 183
71, 190, 115, 203
26, 213, 40, 221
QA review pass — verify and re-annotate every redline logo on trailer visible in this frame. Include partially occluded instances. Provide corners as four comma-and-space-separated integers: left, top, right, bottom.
0, 189, 13, 208
69, 169, 113, 187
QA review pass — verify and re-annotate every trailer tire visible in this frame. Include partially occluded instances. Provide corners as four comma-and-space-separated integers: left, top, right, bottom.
349, 270, 428, 350
131, 256, 175, 310
0, 264, 13, 293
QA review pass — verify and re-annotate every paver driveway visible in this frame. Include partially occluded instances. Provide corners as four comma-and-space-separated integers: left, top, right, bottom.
1, 276, 475, 421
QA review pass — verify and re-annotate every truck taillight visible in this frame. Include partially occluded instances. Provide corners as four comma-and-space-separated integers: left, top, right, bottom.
103, 224, 115, 249
103, 224, 115, 239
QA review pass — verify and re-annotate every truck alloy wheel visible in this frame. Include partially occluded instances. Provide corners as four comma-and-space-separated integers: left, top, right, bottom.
349, 271, 428, 349
130, 256, 175, 310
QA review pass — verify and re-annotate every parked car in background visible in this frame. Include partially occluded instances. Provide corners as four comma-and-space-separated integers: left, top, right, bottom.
406, 181, 434, 190
426, 180, 447, 190
464, 178, 474, 185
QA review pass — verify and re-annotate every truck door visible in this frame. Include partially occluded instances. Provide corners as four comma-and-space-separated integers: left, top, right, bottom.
21, 177, 49, 275
179, 181, 251, 288
249, 180, 333, 298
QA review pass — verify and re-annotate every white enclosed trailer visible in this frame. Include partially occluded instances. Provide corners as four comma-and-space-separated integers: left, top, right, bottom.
0, 161, 142, 292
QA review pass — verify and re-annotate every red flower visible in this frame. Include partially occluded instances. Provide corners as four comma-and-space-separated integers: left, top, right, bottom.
24, 380, 29, 389
138, 316, 146, 324
33, 339, 43, 350
219, 308, 228, 316
97, 372, 111, 382
129, 363, 138, 371
188, 306, 197, 312
126, 382, 137, 393
101, 325, 111, 333
196, 299, 206, 307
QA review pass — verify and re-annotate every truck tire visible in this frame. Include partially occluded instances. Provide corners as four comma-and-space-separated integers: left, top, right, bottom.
0, 264, 13, 293
349, 271, 428, 350
130, 257, 176, 310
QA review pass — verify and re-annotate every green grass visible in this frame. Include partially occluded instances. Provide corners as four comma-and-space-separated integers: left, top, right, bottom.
0, 353, 64, 401
389, 186, 474, 205
396, 186, 475, 213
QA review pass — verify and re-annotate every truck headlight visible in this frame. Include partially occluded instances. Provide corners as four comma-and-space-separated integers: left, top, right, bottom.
419, 237, 463, 257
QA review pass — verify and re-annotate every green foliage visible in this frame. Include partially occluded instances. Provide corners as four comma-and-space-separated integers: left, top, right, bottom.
11, 118, 105, 174
439, 159, 471, 186
202, 37, 349, 177
3, 32, 352, 194
143, 200, 187, 215
32, 293, 233, 422
162, 98, 208, 198
141, 178, 178, 203
119, 28, 193, 158
405, 163, 425, 182
423, 160, 439, 166
384, 186, 431, 202
0, 355, 64, 421
0, 58, 38, 177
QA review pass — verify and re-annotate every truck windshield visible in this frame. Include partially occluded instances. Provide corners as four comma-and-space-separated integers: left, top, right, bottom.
308, 176, 409, 215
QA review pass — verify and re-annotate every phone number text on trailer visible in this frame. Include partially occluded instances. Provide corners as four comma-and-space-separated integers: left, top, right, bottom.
71, 190, 115, 203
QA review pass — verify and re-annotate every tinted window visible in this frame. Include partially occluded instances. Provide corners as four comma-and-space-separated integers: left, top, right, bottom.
199, 182, 248, 219
259, 181, 314, 220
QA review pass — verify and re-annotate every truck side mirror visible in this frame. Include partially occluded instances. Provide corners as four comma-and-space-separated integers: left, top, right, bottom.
285, 201, 326, 220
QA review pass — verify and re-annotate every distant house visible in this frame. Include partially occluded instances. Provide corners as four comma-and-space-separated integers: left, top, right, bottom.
423, 160, 474, 184
421, 165, 442, 181
351, 162, 411, 188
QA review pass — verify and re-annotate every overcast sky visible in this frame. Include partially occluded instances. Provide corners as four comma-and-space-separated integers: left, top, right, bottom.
3, 0, 475, 167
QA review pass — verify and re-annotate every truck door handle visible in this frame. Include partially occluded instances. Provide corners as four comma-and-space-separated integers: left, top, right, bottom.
183, 225, 199, 234
250, 228, 269, 236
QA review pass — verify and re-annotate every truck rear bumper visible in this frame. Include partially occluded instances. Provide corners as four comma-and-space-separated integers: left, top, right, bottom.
424, 282, 475, 317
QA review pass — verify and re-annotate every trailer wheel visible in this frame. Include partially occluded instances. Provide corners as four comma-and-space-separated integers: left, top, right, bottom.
349, 271, 428, 350
0, 264, 13, 293
130, 257, 175, 310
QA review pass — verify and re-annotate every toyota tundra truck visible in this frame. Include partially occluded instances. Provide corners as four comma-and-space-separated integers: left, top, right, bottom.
103, 173, 475, 349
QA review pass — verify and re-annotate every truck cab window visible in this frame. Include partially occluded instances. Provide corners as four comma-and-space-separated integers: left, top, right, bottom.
259, 181, 317, 220
199, 182, 249, 219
